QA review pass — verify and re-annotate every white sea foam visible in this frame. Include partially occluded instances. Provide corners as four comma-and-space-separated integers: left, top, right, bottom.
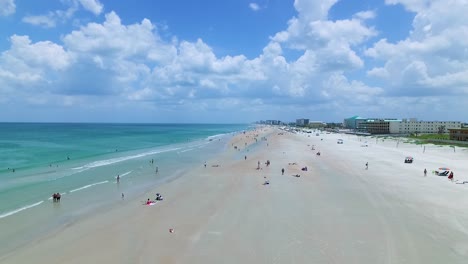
179, 148, 195, 153
72, 147, 181, 171
117, 171, 132, 178
69, 181, 108, 193
0, 201, 44, 219
207, 133, 229, 140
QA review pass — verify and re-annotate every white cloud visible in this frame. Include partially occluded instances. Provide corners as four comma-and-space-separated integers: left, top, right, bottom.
270, 0, 375, 84
354, 10, 376, 20
385, 0, 432, 12
0, 0, 15, 16
0, 35, 72, 102
21, 0, 102, 28
294, 0, 338, 21
22, 14, 57, 28
3, 2, 380, 119
4, 0, 468, 122
249, 3, 260, 11
366, 0, 468, 96
322, 74, 383, 103
3, 35, 71, 71
77, 0, 103, 15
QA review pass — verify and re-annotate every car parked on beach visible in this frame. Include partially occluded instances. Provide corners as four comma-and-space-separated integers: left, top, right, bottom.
337, 139, 343, 144
404, 157, 413, 163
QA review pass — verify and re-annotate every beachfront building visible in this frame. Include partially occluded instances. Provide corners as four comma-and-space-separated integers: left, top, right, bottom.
449, 129, 468, 141
307, 121, 326, 128
265, 120, 281, 125
389, 119, 462, 134
256, 120, 283, 125
343, 116, 367, 129
361, 119, 401, 134
296, 119, 309, 127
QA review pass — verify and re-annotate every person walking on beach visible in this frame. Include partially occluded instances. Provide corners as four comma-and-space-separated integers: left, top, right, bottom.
155, 166, 159, 174
365, 162, 368, 170
121, 193, 124, 199
424, 168, 427, 176
281, 168, 284, 175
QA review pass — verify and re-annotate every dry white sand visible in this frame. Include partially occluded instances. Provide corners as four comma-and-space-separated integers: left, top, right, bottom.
2, 127, 468, 264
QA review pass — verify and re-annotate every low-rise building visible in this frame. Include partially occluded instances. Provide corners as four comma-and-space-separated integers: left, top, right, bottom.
389, 118, 461, 134
449, 129, 468, 141
307, 121, 326, 128
361, 119, 400, 134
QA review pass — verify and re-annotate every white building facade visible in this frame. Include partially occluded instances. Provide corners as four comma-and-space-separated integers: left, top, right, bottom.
389, 118, 462, 134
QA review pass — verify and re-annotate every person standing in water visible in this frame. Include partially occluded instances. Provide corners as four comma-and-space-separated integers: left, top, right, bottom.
117, 174, 120, 183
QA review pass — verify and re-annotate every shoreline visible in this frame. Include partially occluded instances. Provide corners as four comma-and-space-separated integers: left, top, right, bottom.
0, 129, 246, 258
2, 127, 468, 263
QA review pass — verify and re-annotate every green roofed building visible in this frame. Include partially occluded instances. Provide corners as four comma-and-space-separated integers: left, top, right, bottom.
343, 116, 368, 130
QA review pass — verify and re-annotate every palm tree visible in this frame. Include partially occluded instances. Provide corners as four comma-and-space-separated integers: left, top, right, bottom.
437, 125, 446, 134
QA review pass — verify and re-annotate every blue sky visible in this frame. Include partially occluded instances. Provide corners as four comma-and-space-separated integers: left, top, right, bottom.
0, 0, 467, 123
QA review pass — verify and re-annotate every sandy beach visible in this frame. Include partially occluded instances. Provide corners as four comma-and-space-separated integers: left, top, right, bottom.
2, 127, 468, 264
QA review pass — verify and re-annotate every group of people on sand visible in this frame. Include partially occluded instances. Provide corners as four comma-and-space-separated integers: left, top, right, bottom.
52, 193, 61, 202
145, 193, 164, 205
424, 168, 455, 181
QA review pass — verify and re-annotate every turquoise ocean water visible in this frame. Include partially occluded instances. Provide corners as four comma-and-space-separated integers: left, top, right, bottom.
0, 123, 250, 255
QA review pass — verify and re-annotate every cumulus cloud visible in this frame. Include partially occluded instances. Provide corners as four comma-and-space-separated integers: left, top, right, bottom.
22, 14, 57, 28
272, 1, 376, 78
77, 0, 103, 15
2, 1, 380, 118
0, 0, 15, 16
385, 0, 432, 12
22, 0, 102, 28
2, 35, 71, 72
3, 0, 467, 122
294, 0, 338, 21
0, 35, 72, 103
366, 0, 468, 97
249, 3, 260, 11
354, 10, 376, 20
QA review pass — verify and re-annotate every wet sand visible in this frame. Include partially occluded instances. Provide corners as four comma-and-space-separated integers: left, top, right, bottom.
2, 127, 468, 264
